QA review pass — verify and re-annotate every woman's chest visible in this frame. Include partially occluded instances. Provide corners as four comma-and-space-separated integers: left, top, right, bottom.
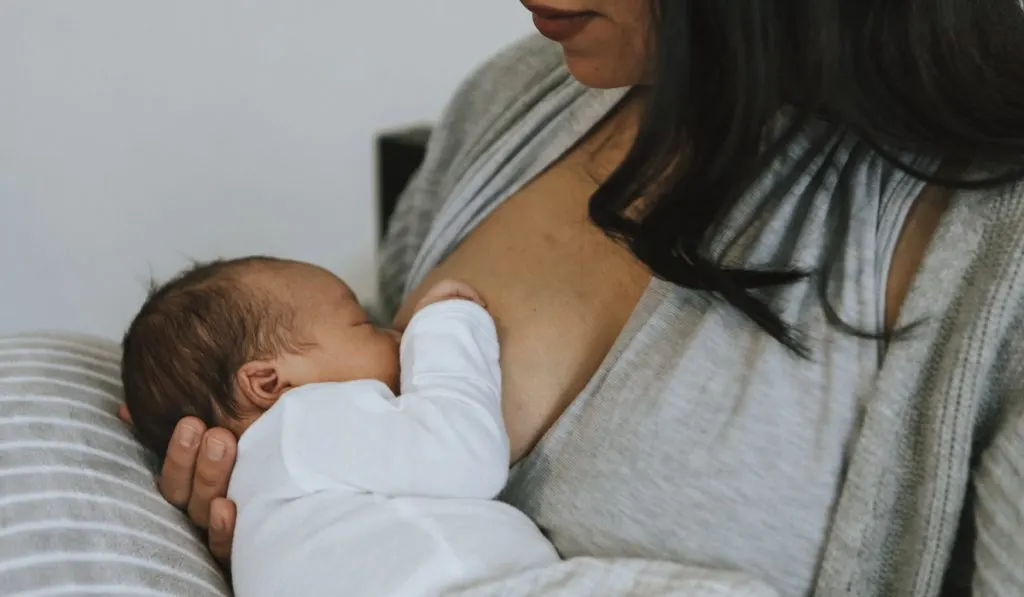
396, 161, 651, 462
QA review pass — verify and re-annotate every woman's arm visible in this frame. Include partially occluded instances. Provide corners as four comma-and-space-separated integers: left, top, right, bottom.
971, 403, 1024, 595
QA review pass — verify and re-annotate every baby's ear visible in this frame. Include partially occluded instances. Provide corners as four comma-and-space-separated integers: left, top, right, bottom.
236, 360, 287, 412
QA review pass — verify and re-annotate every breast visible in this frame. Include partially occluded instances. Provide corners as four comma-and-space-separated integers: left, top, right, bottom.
393, 158, 651, 463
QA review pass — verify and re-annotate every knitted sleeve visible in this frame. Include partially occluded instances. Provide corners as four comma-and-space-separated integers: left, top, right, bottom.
972, 400, 1024, 596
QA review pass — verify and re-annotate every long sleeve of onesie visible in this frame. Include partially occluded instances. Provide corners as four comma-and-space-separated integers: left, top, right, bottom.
260, 299, 508, 500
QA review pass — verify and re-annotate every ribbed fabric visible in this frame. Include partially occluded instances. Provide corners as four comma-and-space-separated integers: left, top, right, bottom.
0, 332, 230, 596
972, 394, 1024, 595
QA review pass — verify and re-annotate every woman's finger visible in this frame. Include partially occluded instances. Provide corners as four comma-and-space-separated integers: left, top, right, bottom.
117, 404, 133, 425
187, 428, 237, 529
207, 497, 237, 566
159, 417, 206, 509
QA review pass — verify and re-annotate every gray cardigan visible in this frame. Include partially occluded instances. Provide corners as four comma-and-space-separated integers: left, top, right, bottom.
379, 34, 1024, 597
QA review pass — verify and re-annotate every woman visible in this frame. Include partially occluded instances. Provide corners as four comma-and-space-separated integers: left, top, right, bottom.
137, 1, 1024, 595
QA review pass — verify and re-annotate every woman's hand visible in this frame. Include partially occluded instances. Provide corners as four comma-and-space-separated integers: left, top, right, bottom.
118, 405, 238, 566
414, 279, 486, 312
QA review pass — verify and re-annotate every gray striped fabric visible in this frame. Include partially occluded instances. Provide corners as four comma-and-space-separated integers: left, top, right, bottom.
0, 331, 231, 596
445, 558, 781, 597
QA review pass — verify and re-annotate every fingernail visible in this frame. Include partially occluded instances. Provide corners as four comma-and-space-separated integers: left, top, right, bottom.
177, 426, 199, 448
212, 514, 227, 532
206, 439, 226, 461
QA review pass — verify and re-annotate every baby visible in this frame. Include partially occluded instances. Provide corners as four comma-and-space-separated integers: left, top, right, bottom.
121, 256, 558, 597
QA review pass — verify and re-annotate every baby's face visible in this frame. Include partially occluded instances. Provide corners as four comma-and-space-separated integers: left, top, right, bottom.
266, 262, 401, 391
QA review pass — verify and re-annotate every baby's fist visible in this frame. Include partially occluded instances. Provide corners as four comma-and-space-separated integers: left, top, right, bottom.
415, 279, 486, 312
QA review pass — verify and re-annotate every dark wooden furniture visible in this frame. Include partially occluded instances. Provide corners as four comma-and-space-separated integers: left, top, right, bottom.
375, 126, 432, 240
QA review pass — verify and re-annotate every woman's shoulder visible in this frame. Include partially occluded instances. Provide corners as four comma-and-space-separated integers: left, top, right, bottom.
442, 33, 569, 125
445, 34, 565, 113
422, 35, 569, 176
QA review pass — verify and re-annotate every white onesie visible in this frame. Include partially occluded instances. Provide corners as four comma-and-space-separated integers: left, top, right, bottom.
227, 300, 560, 597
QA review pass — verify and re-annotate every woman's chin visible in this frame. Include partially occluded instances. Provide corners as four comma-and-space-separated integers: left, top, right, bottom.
560, 49, 646, 90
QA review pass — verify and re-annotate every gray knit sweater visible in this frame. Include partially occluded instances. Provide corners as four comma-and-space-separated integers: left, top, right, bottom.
379, 35, 1024, 597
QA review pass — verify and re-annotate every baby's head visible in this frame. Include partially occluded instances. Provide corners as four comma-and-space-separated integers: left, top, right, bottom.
121, 256, 400, 458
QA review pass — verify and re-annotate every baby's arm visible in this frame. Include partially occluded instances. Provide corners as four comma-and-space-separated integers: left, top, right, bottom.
275, 299, 507, 500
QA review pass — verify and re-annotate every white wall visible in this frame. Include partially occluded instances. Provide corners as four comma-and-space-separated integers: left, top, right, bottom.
0, 1, 534, 341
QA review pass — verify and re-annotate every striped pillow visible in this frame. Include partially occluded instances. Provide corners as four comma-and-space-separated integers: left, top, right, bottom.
0, 332, 231, 596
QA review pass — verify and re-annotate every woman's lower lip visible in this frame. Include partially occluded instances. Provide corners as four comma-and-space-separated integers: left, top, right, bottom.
532, 13, 595, 42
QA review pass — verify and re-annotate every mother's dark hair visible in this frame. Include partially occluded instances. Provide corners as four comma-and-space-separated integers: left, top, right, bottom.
591, 0, 1024, 353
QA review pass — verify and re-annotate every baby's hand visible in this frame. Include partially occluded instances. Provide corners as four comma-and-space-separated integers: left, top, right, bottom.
415, 279, 486, 312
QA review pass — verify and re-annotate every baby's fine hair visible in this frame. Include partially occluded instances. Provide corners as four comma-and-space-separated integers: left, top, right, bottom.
121, 256, 297, 459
